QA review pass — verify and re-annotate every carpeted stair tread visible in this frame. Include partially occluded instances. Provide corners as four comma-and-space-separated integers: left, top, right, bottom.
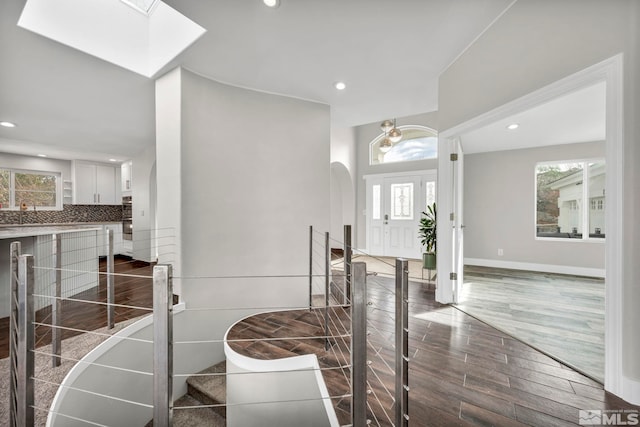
173, 394, 226, 427
187, 361, 227, 419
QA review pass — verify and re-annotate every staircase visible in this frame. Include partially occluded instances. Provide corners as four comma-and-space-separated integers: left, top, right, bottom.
145, 361, 227, 426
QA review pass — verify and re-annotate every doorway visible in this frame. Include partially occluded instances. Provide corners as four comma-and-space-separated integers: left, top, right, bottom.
365, 171, 436, 259
437, 55, 624, 387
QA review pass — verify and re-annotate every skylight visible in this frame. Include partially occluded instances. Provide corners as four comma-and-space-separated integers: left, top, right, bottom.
17, 0, 206, 78
121, 0, 160, 16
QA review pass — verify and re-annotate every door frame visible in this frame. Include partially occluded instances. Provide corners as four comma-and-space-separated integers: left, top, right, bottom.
364, 170, 437, 258
436, 54, 623, 394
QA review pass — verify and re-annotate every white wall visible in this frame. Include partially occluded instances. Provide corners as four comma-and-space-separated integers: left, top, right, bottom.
156, 67, 330, 307
438, 0, 640, 398
330, 127, 356, 245
155, 67, 183, 292
355, 111, 438, 250
330, 126, 356, 177
464, 141, 605, 272
226, 353, 335, 427
131, 144, 156, 262
0, 152, 71, 181
48, 307, 248, 427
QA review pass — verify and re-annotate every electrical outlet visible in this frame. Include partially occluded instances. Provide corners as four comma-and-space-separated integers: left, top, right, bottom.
498, 248, 504, 256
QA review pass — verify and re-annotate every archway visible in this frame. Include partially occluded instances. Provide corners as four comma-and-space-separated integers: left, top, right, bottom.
330, 162, 355, 248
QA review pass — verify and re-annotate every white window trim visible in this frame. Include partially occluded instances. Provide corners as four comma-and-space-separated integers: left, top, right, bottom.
534, 158, 605, 243
1, 167, 63, 211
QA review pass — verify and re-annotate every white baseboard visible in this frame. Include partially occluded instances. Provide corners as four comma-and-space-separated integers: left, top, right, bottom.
464, 258, 605, 278
620, 375, 640, 406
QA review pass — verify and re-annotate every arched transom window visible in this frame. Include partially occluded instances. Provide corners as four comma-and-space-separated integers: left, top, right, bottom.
370, 125, 438, 165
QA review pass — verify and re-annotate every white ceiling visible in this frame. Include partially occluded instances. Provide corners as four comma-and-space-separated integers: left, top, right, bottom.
0, 0, 515, 162
460, 81, 606, 154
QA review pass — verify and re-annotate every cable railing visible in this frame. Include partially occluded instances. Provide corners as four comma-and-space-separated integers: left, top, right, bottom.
311, 225, 410, 427
7, 224, 410, 427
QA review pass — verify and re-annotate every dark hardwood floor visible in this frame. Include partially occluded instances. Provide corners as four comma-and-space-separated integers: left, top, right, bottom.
2, 257, 639, 426
228, 274, 640, 426
0, 256, 154, 359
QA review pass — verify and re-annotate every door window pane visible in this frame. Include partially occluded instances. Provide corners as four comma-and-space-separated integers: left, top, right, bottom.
425, 181, 436, 208
390, 183, 414, 220
372, 184, 381, 220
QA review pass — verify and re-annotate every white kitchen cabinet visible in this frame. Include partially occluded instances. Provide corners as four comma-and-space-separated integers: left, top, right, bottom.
121, 160, 132, 194
73, 161, 121, 204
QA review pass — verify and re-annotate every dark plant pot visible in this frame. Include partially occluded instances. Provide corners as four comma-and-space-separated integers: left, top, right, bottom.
423, 252, 436, 270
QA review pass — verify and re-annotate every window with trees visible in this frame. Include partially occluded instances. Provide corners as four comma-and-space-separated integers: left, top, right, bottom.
0, 168, 61, 210
370, 126, 437, 165
535, 160, 605, 239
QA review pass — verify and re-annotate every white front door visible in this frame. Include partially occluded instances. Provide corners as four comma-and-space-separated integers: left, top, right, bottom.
383, 176, 421, 258
366, 172, 436, 259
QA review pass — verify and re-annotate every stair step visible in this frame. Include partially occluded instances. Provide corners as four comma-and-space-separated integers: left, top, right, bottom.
187, 361, 227, 419
173, 394, 226, 426
144, 361, 227, 426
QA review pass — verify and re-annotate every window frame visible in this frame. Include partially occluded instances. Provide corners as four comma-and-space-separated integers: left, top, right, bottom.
0, 167, 63, 211
534, 158, 605, 243
369, 125, 438, 166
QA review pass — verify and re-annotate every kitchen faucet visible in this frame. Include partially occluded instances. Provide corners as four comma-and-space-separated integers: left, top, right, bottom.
19, 202, 28, 224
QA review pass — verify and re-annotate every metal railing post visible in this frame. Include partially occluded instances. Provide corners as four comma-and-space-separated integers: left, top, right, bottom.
395, 258, 409, 427
309, 225, 313, 309
343, 224, 352, 305
324, 231, 330, 350
16, 254, 35, 427
351, 261, 368, 426
9, 242, 21, 427
153, 264, 173, 426
52, 234, 62, 367
107, 228, 115, 329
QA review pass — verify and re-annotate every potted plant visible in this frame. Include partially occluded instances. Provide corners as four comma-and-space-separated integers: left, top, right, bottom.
419, 203, 437, 270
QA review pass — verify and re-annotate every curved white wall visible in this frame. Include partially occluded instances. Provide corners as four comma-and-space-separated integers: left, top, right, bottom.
47, 305, 256, 426
224, 312, 339, 427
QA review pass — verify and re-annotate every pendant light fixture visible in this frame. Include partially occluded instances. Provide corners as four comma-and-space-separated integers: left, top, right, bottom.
379, 136, 393, 153
388, 118, 402, 143
380, 119, 394, 133
379, 118, 402, 152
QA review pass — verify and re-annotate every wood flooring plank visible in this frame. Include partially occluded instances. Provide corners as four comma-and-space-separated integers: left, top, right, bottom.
463, 373, 583, 424
459, 401, 528, 427
507, 376, 605, 411
409, 402, 474, 427
460, 267, 605, 382
514, 403, 584, 427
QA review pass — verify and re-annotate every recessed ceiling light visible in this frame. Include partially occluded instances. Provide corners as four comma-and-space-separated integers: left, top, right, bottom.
37, 154, 47, 157
0, 121, 16, 128
334, 81, 346, 90
506, 123, 519, 130
109, 158, 118, 162
263, 0, 280, 8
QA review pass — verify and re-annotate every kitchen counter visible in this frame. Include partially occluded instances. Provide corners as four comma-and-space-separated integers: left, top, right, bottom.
0, 224, 102, 239
0, 225, 102, 318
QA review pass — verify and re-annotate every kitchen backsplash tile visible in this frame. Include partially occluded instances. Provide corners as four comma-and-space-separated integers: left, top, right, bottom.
0, 205, 123, 225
